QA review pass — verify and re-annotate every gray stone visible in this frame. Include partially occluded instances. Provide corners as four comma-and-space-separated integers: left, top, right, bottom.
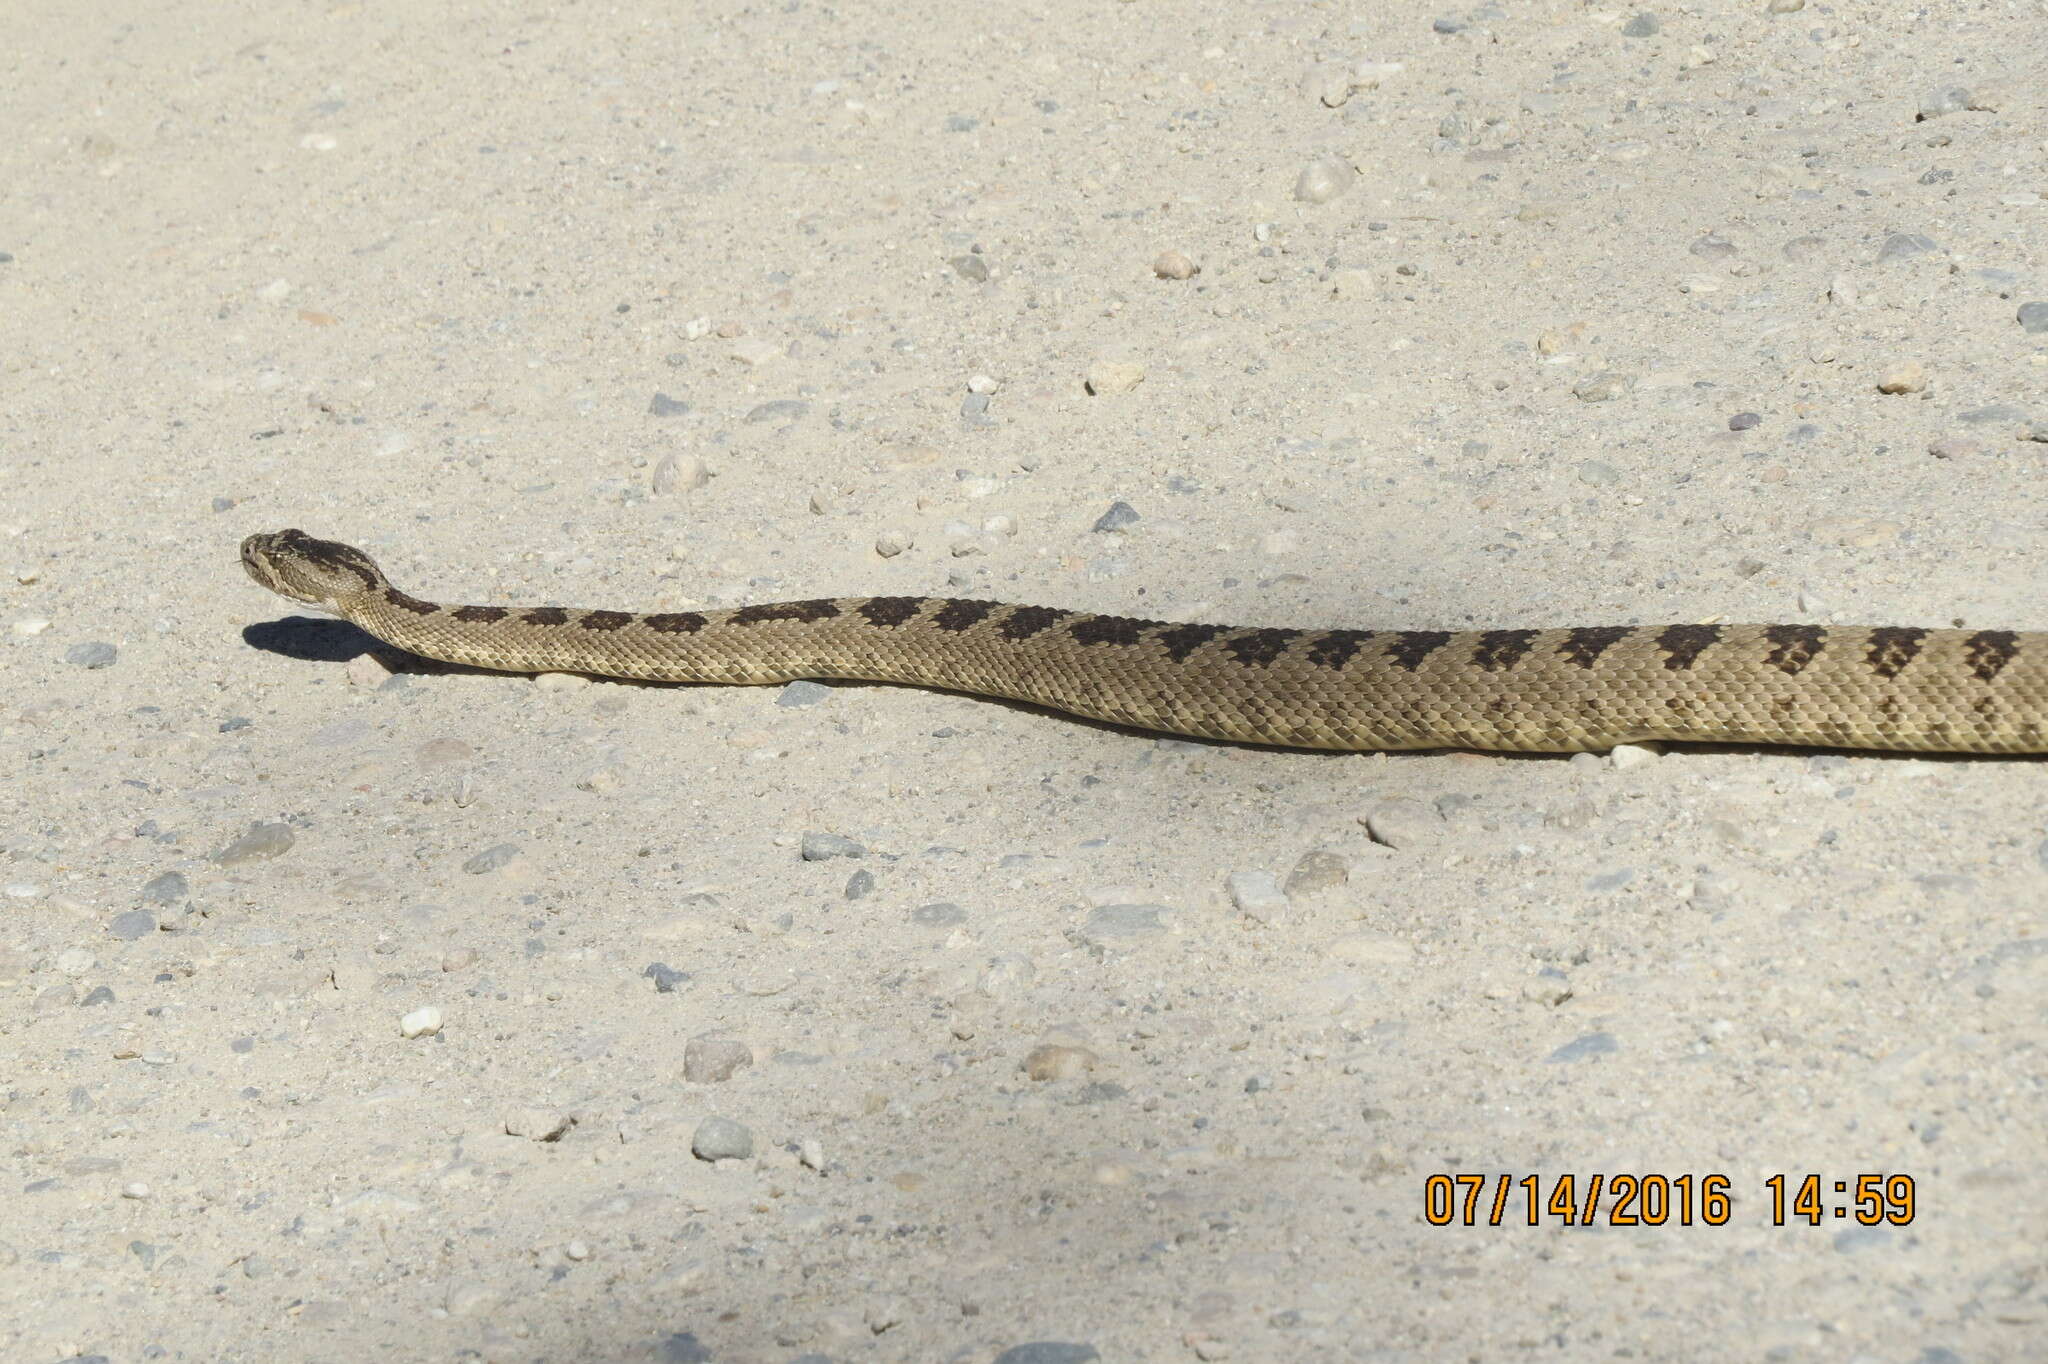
140, 872, 188, 904
950, 254, 990, 282
643, 962, 689, 993
108, 910, 156, 941
1092, 501, 1139, 532
776, 681, 832, 707
65, 642, 118, 669
1877, 232, 1938, 264
690, 1116, 755, 1161
1547, 1032, 1620, 1063
994, 1346, 1100, 1364
461, 843, 520, 874
911, 902, 966, 928
844, 869, 875, 899
1621, 13, 1659, 37
745, 399, 809, 424
2017, 302, 2048, 334
648, 392, 691, 416
801, 832, 865, 861
1728, 411, 1762, 431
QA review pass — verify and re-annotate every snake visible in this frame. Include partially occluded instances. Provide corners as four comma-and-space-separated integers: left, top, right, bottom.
240, 528, 2048, 754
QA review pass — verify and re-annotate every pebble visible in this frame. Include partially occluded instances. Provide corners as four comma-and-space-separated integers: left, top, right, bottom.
1293, 158, 1355, 204
1728, 411, 1762, 431
141, 872, 188, 904
108, 910, 156, 940
1152, 250, 1198, 280
215, 821, 295, 865
647, 391, 691, 416
1877, 232, 1938, 264
1547, 1032, 1619, 1063
950, 254, 990, 283
1284, 850, 1349, 897
1075, 904, 1171, 950
1572, 372, 1631, 402
65, 641, 118, 669
1876, 361, 1927, 394
1620, 13, 1660, 38
1928, 438, 1980, 460
534, 671, 591, 693
10, 617, 48, 636
504, 1107, 572, 1140
1092, 501, 1140, 532
1362, 798, 1440, 849
462, 843, 521, 873
2017, 302, 2048, 334
400, 1006, 444, 1039
745, 399, 809, 425
1226, 870, 1289, 923
691, 1116, 755, 1161
801, 832, 866, 861
776, 680, 832, 707
652, 452, 709, 493
1917, 87, 1974, 120
1577, 459, 1620, 486
1022, 1044, 1098, 1081
1688, 232, 1736, 259
844, 869, 875, 899
993, 1345, 1100, 1364
910, 901, 966, 928
874, 528, 913, 557
683, 1035, 755, 1083
644, 962, 689, 993
1609, 742, 1661, 769
1084, 359, 1145, 395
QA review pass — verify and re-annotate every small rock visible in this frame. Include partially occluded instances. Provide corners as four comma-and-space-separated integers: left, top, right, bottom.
1916, 87, 1973, 120
1609, 742, 1661, 769
140, 872, 188, 904
1547, 1032, 1619, 1063
504, 1107, 572, 1141
691, 1116, 755, 1161
1877, 361, 1927, 394
66, 641, 119, 668
801, 832, 866, 861
1877, 232, 1938, 264
949, 254, 990, 283
1927, 438, 1980, 460
1293, 158, 1355, 204
1092, 501, 1140, 532
1023, 1045, 1098, 1081
108, 910, 156, 941
1075, 904, 1170, 950
1152, 250, 1198, 280
1728, 411, 1762, 431
2017, 302, 2048, 334
993, 1345, 1101, 1364
400, 1006, 444, 1039
215, 822, 295, 865
1226, 869, 1289, 923
1572, 372, 1631, 402
1362, 798, 1440, 849
745, 399, 809, 425
683, 1036, 755, 1083
1084, 360, 1145, 395
652, 453, 709, 493
874, 528, 914, 558
1284, 850, 1349, 897
647, 392, 691, 417
1620, 13, 1660, 37
462, 843, 521, 874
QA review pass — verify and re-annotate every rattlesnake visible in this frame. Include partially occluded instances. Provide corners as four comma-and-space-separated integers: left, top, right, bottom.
241, 529, 2048, 753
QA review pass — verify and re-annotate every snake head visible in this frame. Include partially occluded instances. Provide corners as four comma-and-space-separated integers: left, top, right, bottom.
241, 529, 388, 611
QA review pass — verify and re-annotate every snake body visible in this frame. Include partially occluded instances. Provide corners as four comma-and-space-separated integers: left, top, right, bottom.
241, 529, 2048, 754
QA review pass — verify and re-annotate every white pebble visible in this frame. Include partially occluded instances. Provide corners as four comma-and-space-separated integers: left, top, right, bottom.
1876, 360, 1927, 394
1294, 157, 1356, 204
534, 672, 592, 692
1226, 870, 1290, 923
121, 1182, 150, 1200
966, 373, 999, 394
800, 1138, 826, 1171
1608, 742, 1662, 769
874, 529, 913, 558
653, 452, 709, 494
10, 618, 48, 636
400, 1006, 444, 1038
1152, 249, 1199, 279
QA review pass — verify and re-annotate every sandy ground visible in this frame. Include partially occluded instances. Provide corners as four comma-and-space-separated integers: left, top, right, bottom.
5, 1, 2047, 1360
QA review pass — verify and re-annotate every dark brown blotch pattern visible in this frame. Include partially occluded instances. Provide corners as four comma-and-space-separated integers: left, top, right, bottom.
1964, 629, 2020, 682
859, 596, 924, 628
1656, 623, 1723, 670
1385, 630, 1452, 671
1155, 622, 1226, 662
453, 605, 509, 624
384, 587, 438, 616
579, 610, 633, 632
998, 605, 1071, 640
1865, 626, 1927, 679
933, 599, 999, 632
1224, 627, 1301, 667
1473, 628, 1539, 672
643, 612, 707, 634
1070, 614, 1153, 648
522, 607, 570, 627
731, 599, 841, 626
1559, 626, 1634, 669
1763, 623, 1826, 675
1306, 629, 1374, 670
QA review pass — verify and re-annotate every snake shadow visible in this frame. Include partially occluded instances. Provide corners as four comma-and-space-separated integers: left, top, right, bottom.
240, 615, 2043, 765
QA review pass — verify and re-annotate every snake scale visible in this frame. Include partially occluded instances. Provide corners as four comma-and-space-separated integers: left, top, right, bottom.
242, 529, 2048, 754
